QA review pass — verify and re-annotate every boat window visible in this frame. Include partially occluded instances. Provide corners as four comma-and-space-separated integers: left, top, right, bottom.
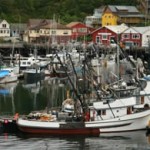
141, 96, 144, 104
113, 89, 135, 98
127, 107, 132, 114
102, 110, 106, 115
27, 62, 31, 65
97, 110, 101, 116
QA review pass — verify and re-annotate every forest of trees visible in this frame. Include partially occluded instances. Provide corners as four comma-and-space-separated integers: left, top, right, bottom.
0, 0, 139, 23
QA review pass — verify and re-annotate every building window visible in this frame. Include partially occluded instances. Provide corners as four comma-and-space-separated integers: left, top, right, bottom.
63, 30, 68, 34
51, 30, 56, 35
133, 42, 139, 46
96, 36, 101, 43
2, 24, 6, 28
132, 34, 140, 39
122, 34, 129, 39
78, 28, 87, 33
102, 34, 108, 40
73, 28, 77, 32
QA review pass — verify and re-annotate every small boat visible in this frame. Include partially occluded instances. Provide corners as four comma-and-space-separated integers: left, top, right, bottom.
18, 55, 49, 71
23, 65, 45, 83
0, 70, 18, 84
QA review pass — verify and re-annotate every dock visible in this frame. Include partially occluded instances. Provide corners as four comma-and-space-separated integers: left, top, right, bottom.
0, 116, 18, 133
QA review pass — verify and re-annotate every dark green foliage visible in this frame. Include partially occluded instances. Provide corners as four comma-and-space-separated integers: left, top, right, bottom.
0, 0, 138, 23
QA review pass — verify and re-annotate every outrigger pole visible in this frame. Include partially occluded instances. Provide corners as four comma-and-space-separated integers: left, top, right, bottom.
55, 50, 86, 113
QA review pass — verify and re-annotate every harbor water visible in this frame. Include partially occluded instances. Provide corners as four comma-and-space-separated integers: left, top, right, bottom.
0, 77, 150, 150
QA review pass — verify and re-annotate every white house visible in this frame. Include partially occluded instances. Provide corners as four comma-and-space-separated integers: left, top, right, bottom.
133, 26, 150, 48
0, 19, 10, 37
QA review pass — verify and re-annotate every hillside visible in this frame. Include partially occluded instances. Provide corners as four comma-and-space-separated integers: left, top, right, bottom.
0, 0, 138, 23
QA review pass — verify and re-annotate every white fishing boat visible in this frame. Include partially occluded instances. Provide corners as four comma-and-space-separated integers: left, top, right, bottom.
18, 55, 49, 71
17, 83, 150, 135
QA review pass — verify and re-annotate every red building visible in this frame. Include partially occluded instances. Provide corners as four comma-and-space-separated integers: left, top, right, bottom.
91, 24, 129, 47
66, 22, 94, 41
120, 27, 142, 49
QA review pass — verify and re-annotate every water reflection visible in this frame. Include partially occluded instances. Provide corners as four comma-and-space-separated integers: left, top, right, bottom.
0, 77, 70, 116
0, 82, 18, 115
0, 131, 149, 150
0, 78, 150, 149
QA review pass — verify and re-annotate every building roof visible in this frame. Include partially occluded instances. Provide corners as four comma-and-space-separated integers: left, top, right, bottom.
0, 19, 9, 23
91, 24, 128, 34
105, 5, 145, 18
27, 19, 53, 28
10, 23, 27, 30
66, 22, 85, 28
108, 5, 139, 13
133, 26, 150, 34
29, 21, 70, 30
119, 14, 145, 18
42, 22, 71, 30
105, 23, 128, 34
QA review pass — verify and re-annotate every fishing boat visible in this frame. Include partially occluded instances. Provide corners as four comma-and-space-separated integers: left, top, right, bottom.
23, 64, 45, 83
16, 83, 150, 135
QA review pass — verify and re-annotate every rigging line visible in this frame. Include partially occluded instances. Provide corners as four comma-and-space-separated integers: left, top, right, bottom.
83, 61, 102, 101
66, 52, 89, 104
55, 50, 85, 112
83, 68, 104, 120
107, 100, 116, 118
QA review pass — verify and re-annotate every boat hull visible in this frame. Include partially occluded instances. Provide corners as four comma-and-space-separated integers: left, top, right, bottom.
0, 76, 18, 84
18, 126, 100, 135
85, 109, 150, 133
17, 109, 150, 135
17, 119, 100, 135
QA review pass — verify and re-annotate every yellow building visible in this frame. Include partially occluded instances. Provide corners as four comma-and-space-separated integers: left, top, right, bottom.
102, 5, 145, 27
102, 12, 118, 26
